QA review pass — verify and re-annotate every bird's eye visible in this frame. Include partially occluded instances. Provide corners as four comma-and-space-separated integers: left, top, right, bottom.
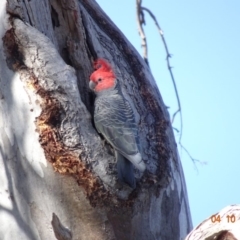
98, 78, 102, 82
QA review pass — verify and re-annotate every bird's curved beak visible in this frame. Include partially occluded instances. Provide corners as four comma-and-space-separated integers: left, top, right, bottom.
89, 80, 96, 90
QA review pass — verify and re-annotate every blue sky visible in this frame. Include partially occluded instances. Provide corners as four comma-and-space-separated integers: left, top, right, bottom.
96, 0, 240, 227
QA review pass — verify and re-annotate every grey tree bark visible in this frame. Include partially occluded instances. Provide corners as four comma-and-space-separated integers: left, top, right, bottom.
0, 0, 192, 239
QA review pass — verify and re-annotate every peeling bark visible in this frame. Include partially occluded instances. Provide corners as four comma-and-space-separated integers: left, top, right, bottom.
0, 0, 192, 239
185, 205, 240, 240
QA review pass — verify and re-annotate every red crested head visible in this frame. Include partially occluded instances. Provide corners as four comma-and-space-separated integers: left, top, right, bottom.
89, 59, 116, 92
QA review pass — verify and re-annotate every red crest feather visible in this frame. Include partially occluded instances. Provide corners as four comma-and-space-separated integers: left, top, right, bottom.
93, 58, 114, 72
91, 58, 116, 79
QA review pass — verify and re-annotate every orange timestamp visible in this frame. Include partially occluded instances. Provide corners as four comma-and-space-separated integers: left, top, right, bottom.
211, 214, 236, 223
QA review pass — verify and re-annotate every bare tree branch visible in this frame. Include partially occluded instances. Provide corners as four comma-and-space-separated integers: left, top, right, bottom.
136, 0, 149, 66
140, 6, 183, 142
136, 1, 202, 166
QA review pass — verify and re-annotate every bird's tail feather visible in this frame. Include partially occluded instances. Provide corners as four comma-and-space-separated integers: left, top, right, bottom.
116, 151, 136, 189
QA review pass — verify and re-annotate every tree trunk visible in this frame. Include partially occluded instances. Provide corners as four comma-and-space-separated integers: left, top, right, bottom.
0, 0, 192, 239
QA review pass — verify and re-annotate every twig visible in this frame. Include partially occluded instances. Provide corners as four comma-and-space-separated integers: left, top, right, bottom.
136, 1, 201, 166
136, 0, 149, 66
141, 6, 183, 143
179, 142, 207, 171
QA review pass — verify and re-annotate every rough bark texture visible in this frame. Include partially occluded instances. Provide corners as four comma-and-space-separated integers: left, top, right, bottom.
0, 0, 192, 239
185, 205, 240, 240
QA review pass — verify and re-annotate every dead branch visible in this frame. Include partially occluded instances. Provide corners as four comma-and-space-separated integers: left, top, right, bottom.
140, 5, 183, 141
136, 1, 201, 165
136, 0, 149, 66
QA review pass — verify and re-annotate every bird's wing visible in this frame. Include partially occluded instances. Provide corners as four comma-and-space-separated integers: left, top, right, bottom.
94, 93, 139, 157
